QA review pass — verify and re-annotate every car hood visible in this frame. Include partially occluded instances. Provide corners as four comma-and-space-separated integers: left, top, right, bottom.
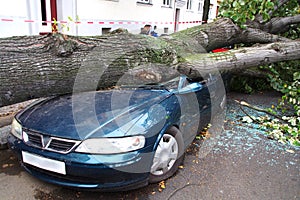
17, 89, 171, 140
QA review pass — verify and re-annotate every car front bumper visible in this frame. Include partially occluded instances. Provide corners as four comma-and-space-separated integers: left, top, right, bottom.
8, 135, 153, 191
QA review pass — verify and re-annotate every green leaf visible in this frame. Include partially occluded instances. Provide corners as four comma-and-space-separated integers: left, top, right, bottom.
68, 16, 73, 22
232, 15, 239, 22
292, 140, 300, 146
293, 72, 300, 80
261, 11, 270, 21
266, 1, 274, 9
250, 14, 256, 20
232, 1, 238, 7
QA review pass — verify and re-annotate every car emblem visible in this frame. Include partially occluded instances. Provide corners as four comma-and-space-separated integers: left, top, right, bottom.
42, 136, 51, 148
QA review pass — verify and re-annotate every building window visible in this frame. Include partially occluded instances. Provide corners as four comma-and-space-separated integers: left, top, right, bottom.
40, 0, 47, 25
186, 0, 192, 10
163, 0, 172, 7
198, 1, 203, 12
137, 0, 151, 4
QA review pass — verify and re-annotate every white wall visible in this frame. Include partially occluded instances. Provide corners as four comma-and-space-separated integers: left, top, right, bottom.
0, 0, 219, 37
0, 0, 52, 37
60, 0, 177, 36
0, 0, 32, 37
175, 0, 204, 31
208, 0, 219, 22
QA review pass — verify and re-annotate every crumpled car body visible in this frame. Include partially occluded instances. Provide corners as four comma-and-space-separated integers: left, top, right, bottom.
8, 74, 225, 191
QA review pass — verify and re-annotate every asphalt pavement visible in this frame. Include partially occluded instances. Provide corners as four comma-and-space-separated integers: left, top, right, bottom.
0, 91, 299, 200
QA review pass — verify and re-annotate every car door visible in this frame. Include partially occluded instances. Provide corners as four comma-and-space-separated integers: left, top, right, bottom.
175, 76, 211, 147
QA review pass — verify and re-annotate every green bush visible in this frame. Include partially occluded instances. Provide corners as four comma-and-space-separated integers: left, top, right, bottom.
262, 61, 300, 146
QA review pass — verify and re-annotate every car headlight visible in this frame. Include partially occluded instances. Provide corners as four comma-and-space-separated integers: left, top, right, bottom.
75, 135, 145, 154
11, 118, 23, 140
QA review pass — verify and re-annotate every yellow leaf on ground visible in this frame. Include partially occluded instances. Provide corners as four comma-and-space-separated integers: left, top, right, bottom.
159, 181, 166, 189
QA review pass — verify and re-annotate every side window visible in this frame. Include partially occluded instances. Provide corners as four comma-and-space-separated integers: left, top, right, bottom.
187, 76, 205, 84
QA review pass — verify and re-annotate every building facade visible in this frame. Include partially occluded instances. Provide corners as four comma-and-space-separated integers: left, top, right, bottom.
0, 0, 220, 37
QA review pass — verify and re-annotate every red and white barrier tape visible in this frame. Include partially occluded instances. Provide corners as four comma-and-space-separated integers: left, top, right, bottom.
1, 18, 204, 25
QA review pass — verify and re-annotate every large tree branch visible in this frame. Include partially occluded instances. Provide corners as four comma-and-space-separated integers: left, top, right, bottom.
177, 40, 300, 77
250, 1, 300, 35
255, 0, 290, 21
240, 27, 291, 43
255, 0, 290, 23
262, 15, 300, 34
172, 18, 287, 52
270, 0, 290, 17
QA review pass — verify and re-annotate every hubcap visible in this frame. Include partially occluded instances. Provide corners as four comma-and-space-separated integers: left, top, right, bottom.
150, 134, 179, 176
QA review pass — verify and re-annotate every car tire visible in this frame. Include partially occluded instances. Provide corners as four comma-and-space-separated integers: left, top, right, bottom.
149, 126, 184, 183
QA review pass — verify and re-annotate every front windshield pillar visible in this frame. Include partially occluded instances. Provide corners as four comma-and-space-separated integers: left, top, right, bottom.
178, 75, 188, 90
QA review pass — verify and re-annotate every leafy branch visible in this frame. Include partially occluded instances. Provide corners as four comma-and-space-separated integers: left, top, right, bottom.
52, 15, 80, 35
237, 64, 300, 147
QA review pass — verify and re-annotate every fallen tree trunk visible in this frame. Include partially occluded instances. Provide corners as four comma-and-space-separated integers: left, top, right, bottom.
0, 18, 299, 107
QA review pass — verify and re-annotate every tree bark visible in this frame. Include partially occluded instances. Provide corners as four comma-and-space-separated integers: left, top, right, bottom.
263, 15, 300, 34
177, 41, 300, 78
0, 18, 299, 107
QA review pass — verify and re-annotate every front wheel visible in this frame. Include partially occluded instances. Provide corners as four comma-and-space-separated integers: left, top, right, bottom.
149, 127, 184, 183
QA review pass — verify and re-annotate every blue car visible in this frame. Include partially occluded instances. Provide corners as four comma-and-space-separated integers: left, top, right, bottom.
8, 74, 225, 191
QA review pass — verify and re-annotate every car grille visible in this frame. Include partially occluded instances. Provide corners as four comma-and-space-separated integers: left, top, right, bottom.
27, 133, 43, 147
23, 130, 81, 154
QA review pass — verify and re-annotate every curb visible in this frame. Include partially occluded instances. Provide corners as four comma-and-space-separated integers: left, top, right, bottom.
0, 125, 11, 150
